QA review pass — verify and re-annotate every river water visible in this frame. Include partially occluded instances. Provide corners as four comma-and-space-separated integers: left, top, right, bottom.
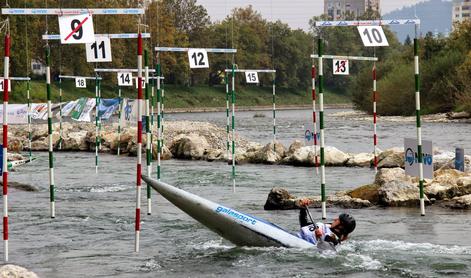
6, 109, 471, 277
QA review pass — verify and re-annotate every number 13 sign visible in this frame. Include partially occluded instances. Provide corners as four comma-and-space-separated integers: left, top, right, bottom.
59, 14, 95, 44
333, 59, 349, 75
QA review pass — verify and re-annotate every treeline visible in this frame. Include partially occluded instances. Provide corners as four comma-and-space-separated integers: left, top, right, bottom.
1, 1, 471, 115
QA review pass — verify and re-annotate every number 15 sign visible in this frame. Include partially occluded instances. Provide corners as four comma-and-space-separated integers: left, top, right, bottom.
59, 14, 95, 44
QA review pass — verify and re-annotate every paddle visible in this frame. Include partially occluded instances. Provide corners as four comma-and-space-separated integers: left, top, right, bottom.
304, 204, 337, 252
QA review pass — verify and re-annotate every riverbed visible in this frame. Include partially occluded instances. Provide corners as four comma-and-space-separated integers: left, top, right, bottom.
6, 109, 471, 277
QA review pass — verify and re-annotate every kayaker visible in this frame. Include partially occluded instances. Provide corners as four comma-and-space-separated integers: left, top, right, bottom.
296, 198, 356, 246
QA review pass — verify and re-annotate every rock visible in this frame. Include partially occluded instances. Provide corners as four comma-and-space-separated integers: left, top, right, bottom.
2, 181, 39, 192
170, 133, 210, 160
347, 184, 380, 204
287, 140, 304, 156
9, 138, 23, 152
30, 138, 48, 151
248, 142, 285, 164
346, 152, 374, 167
204, 149, 224, 162
61, 130, 88, 151
375, 168, 429, 207
443, 194, 471, 209
264, 188, 297, 210
446, 111, 471, 120
0, 264, 38, 278
7, 153, 25, 161
282, 146, 315, 166
425, 169, 467, 199
324, 146, 350, 166
264, 188, 372, 210
377, 147, 404, 168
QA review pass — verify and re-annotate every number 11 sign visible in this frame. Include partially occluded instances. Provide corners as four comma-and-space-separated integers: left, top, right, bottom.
86, 36, 112, 62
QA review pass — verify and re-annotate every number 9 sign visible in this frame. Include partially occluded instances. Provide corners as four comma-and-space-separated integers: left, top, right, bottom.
59, 14, 95, 44
333, 59, 349, 75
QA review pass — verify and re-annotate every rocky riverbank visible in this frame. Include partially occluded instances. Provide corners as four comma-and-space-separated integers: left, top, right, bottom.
264, 167, 471, 210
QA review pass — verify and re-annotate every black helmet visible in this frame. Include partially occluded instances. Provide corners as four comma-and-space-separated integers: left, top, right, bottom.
339, 213, 356, 236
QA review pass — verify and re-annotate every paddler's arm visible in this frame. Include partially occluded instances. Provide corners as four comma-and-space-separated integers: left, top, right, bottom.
298, 198, 313, 227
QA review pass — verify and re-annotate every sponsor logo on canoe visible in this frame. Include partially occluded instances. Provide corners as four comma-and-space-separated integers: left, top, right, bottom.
216, 206, 257, 225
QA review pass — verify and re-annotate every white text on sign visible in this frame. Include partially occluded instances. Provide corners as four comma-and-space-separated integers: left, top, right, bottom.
188, 49, 209, 69
86, 37, 112, 62
59, 13, 95, 44
245, 71, 259, 83
0, 78, 11, 92
117, 72, 133, 87
333, 59, 349, 75
75, 78, 87, 88
357, 26, 389, 47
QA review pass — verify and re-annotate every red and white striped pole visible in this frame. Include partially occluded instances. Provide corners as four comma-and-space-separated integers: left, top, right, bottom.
135, 33, 143, 252
311, 65, 319, 175
3, 34, 10, 262
372, 63, 378, 172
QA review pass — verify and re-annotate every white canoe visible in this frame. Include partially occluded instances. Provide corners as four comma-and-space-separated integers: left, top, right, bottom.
142, 175, 315, 248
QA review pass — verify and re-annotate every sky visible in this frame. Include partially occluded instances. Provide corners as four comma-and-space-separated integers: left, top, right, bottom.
197, 0, 429, 30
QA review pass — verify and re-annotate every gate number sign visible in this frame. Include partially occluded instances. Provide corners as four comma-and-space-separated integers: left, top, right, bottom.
0, 78, 11, 92
86, 36, 112, 62
135, 77, 146, 89
59, 13, 95, 44
188, 49, 209, 69
333, 59, 349, 75
245, 71, 259, 83
118, 72, 133, 87
75, 78, 87, 88
357, 26, 389, 47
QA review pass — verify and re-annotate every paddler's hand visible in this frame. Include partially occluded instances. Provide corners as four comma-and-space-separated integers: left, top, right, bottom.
314, 228, 324, 239
299, 198, 312, 207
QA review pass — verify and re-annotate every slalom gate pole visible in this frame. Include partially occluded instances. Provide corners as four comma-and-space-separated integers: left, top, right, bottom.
135, 33, 143, 252
58, 78, 63, 150
3, 33, 10, 261
225, 73, 230, 160
46, 46, 55, 219
156, 62, 161, 181
117, 87, 122, 156
415, 28, 425, 216
318, 38, 326, 220
27, 80, 32, 161
95, 77, 99, 173
98, 79, 102, 151
272, 72, 276, 152
231, 64, 236, 192
373, 63, 378, 172
144, 49, 152, 215
311, 65, 319, 175
161, 80, 165, 146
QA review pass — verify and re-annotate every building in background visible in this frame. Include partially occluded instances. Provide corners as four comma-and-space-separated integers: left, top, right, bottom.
324, 0, 380, 20
452, 0, 471, 23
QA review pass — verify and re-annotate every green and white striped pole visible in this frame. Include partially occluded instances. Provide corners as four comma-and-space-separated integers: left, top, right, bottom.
231, 64, 236, 192
95, 77, 100, 173
414, 26, 425, 216
318, 38, 326, 220
46, 46, 55, 218
27, 80, 32, 161
58, 78, 63, 150
272, 73, 276, 151
161, 80, 165, 146
144, 49, 152, 215
117, 87, 122, 156
156, 62, 162, 181
225, 73, 230, 160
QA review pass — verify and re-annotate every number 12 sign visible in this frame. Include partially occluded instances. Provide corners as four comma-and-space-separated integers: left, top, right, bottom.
245, 71, 259, 83
188, 49, 209, 69
58, 14, 95, 44
333, 59, 349, 75
357, 26, 389, 47
86, 37, 112, 62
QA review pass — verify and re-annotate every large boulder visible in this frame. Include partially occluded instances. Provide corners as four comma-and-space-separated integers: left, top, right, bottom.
170, 133, 210, 160
248, 141, 286, 164
443, 194, 471, 209
287, 140, 304, 156
264, 188, 296, 210
346, 152, 374, 167
0, 264, 38, 278
347, 184, 380, 204
377, 147, 404, 168
425, 169, 467, 199
375, 168, 429, 207
282, 146, 315, 166
61, 130, 88, 151
324, 146, 350, 166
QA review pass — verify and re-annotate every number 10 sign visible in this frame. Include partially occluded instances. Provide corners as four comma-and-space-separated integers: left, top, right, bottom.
357, 26, 389, 47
